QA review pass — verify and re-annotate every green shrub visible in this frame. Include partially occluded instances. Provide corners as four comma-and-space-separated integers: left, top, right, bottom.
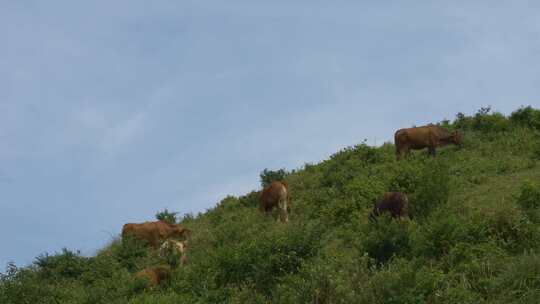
273, 253, 372, 304
238, 190, 260, 208
472, 108, 511, 133
114, 236, 153, 272
443, 242, 506, 297
260, 168, 288, 187
362, 259, 445, 304
33, 248, 90, 280
388, 161, 423, 193
532, 141, 540, 161
320, 143, 387, 189
211, 222, 321, 295
479, 205, 540, 252
410, 160, 450, 219
516, 182, 540, 222
411, 215, 477, 259
155, 209, 179, 224
360, 217, 412, 264
454, 112, 475, 131
0, 264, 65, 304
454, 107, 511, 133
492, 253, 540, 303
510, 106, 540, 130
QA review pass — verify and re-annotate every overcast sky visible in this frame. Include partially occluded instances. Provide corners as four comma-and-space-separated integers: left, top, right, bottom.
1, 1, 539, 267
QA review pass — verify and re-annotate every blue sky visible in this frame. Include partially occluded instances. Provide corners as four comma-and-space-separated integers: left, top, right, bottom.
1, 1, 539, 267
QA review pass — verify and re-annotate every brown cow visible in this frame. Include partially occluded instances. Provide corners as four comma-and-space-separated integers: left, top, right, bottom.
122, 221, 191, 248
260, 181, 290, 222
369, 192, 409, 221
394, 125, 462, 160
134, 265, 170, 288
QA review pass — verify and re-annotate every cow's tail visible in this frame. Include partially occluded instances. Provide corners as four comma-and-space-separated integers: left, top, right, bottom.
394, 130, 404, 160
279, 185, 289, 222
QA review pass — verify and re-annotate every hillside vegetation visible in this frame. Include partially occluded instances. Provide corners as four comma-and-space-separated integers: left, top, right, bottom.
3, 106, 540, 304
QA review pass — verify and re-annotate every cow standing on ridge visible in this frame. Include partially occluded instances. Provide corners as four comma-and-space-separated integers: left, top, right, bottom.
122, 221, 191, 248
394, 125, 462, 160
260, 181, 290, 222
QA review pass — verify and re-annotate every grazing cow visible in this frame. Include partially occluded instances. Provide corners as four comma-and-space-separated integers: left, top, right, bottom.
394, 125, 462, 160
135, 265, 170, 288
260, 181, 290, 222
122, 221, 191, 248
370, 192, 409, 221
159, 239, 188, 266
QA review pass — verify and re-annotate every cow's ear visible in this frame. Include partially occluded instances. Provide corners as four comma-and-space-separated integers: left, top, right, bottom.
181, 228, 192, 239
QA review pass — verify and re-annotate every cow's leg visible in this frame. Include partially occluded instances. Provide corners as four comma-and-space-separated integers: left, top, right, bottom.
428, 146, 436, 157
180, 254, 187, 266
278, 197, 289, 222
427, 133, 438, 157
403, 146, 412, 159
397, 146, 407, 160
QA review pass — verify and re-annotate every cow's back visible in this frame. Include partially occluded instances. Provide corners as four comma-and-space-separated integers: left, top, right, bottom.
122, 221, 177, 247
402, 126, 434, 147
135, 266, 170, 287
260, 181, 288, 211
373, 192, 409, 219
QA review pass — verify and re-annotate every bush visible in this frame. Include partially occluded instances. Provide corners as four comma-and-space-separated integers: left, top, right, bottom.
492, 253, 540, 303
216, 224, 320, 295
516, 182, 540, 222
454, 106, 512, 133
410, 160, 450, 219
360, 216, 412, 264
411, 215, 476, 259
113, 236, 153, 272
238, 191, 260, 208
155, 209, 179, 224
0, 263, 64, 304
454, 112, 475, 131
472, 107, 511, 133
33, 248, 90, 280
260, 168, 288, 187
510, 106, 540, 130
532, 141, 540, 161
362, 259, 445, 304
388, 161, 423, 194
273, 253, 372, 303
443, 242, 506, 297
479, 205, 540, 252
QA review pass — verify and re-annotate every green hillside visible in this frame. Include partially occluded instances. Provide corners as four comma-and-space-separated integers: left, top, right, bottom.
3, 106, 540, 304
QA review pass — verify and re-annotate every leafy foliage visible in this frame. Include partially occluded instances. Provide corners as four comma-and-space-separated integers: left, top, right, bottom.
260, 168, 288, 187
155, 208, 179, 224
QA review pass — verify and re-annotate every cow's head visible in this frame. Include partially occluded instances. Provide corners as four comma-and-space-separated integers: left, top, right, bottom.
172, 227, 191, 241
451, 131, 463, 147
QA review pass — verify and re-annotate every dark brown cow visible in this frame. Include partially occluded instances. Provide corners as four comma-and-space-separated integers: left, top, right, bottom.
259, 181, 290, 222
394, 125, 462, 160
135, 265, 170, 288
122, 221, 191, 248
370, 192, 409, 221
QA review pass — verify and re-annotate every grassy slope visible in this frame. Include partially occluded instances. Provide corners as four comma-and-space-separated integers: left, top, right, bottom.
2, 110, 540, 304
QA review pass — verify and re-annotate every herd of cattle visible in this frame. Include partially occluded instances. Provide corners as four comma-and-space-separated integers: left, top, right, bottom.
121, 124, 462, 287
